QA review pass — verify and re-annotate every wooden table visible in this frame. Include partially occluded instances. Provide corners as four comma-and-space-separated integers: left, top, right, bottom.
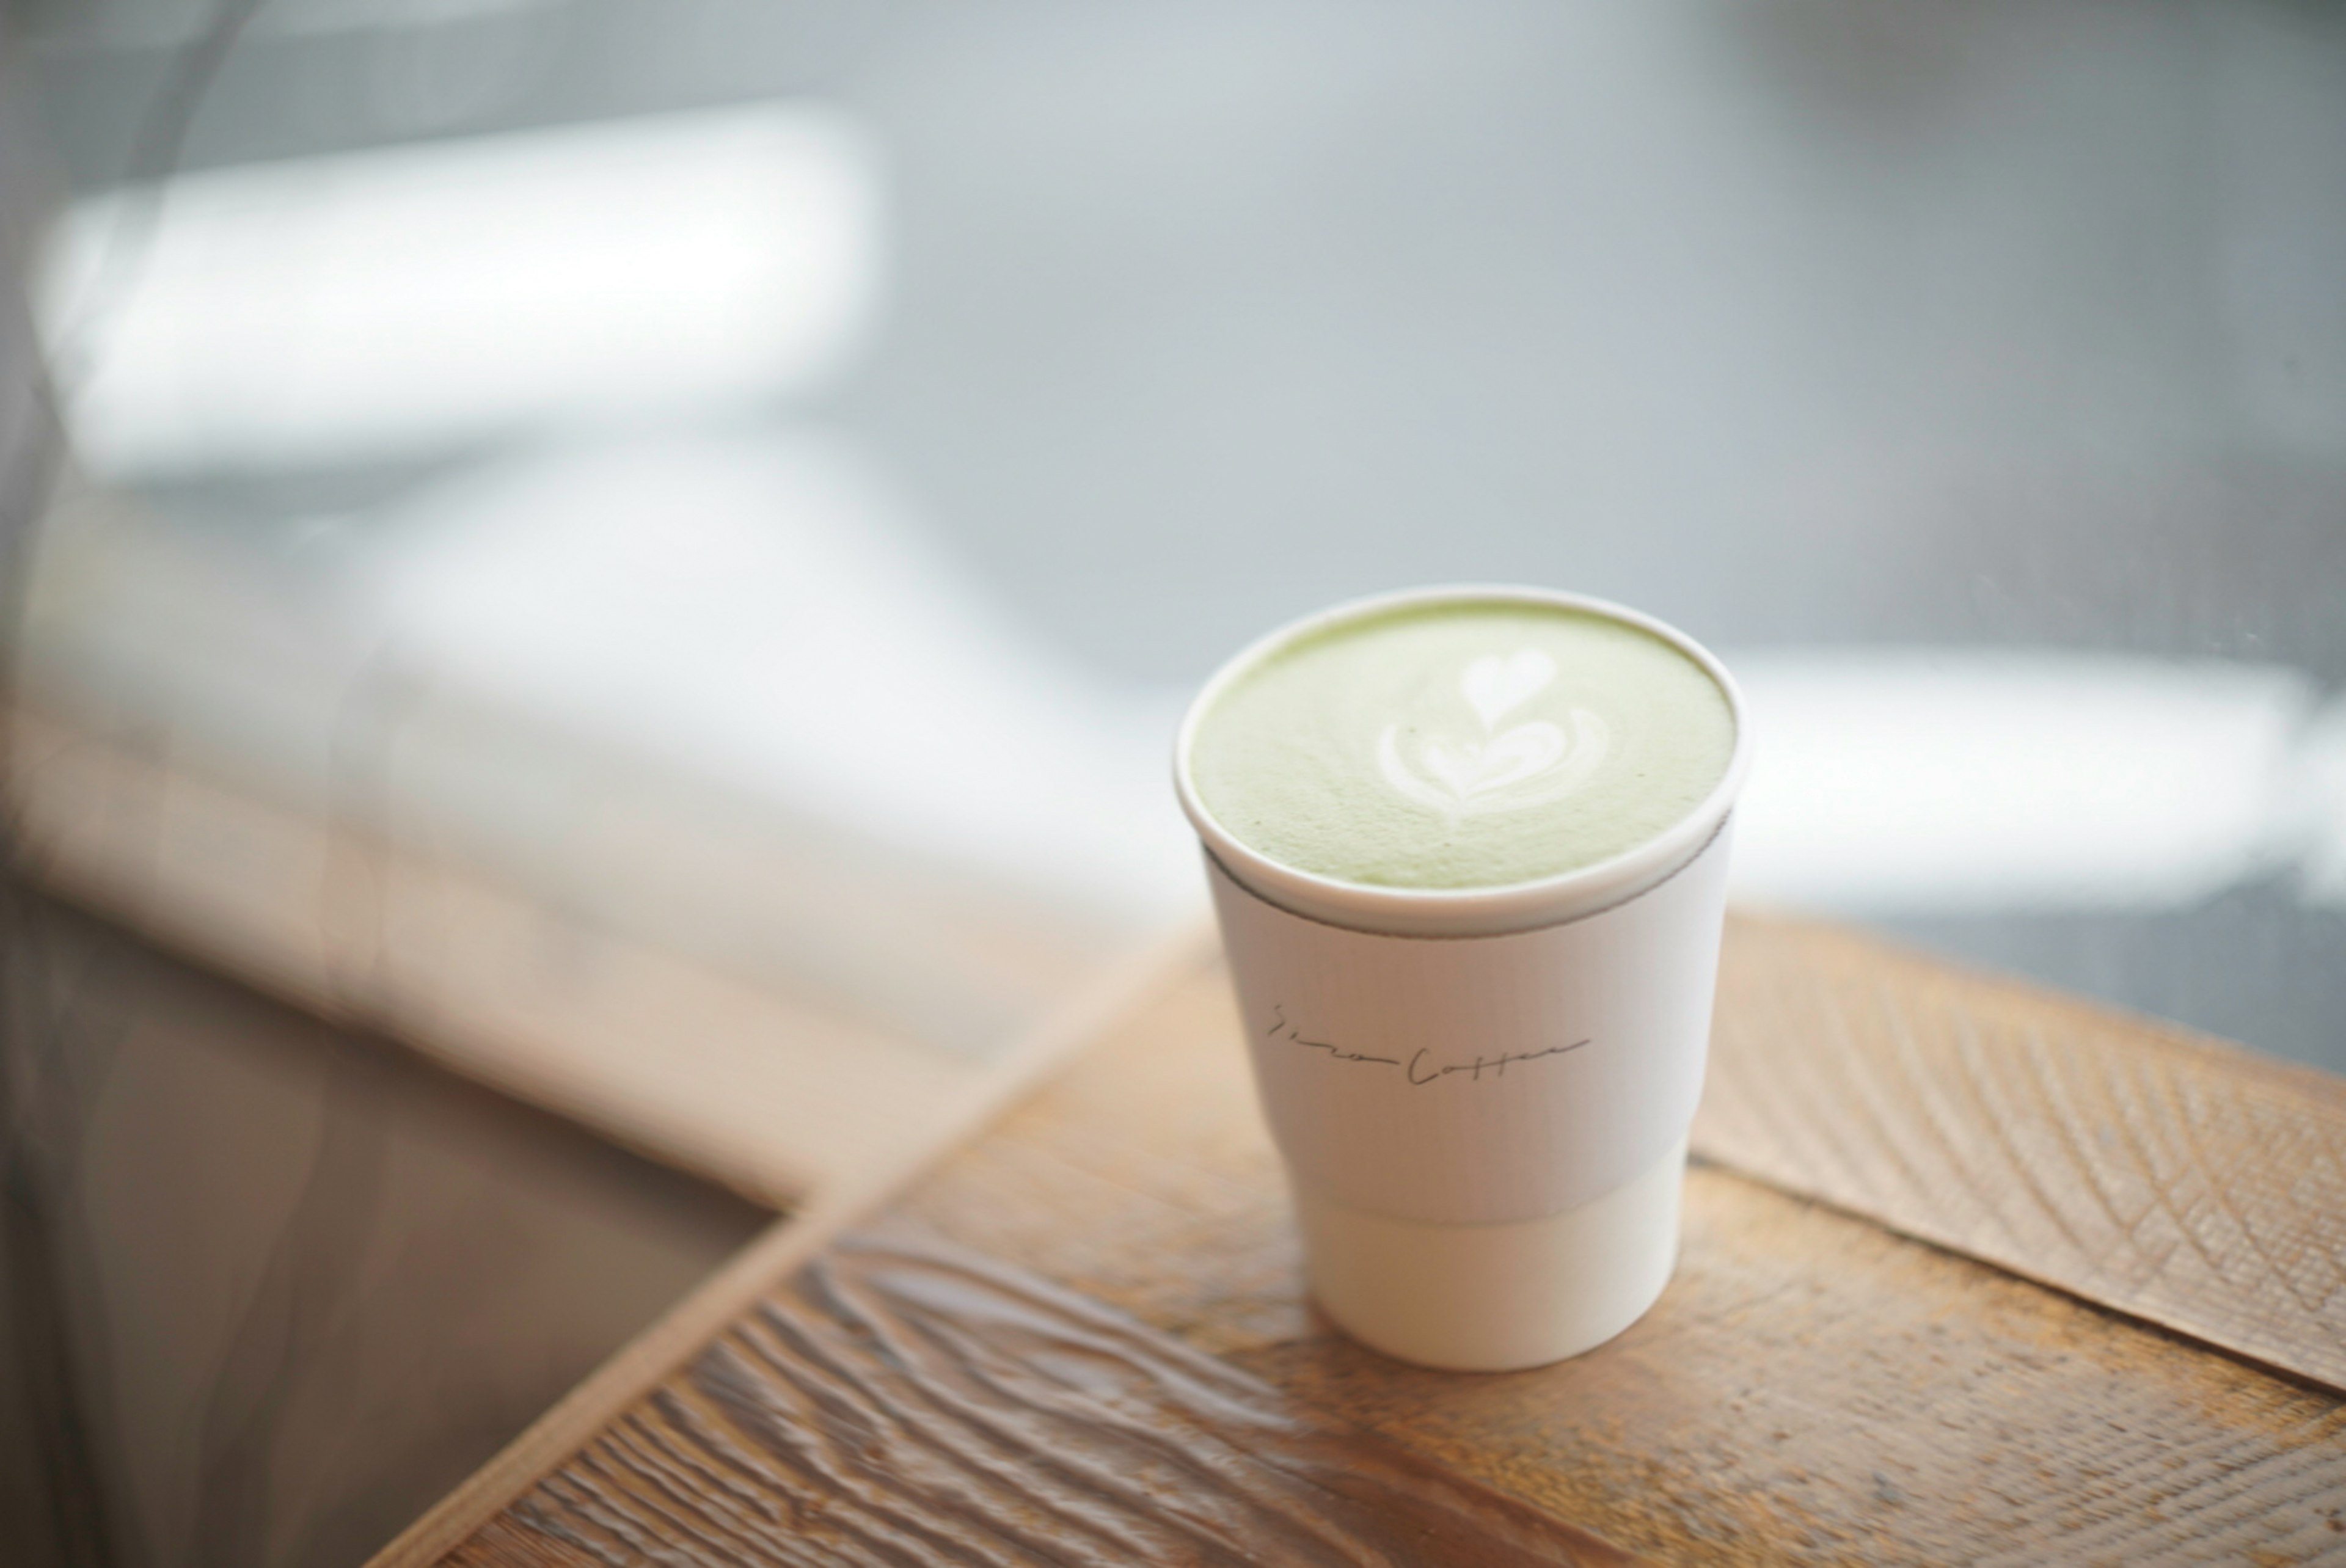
375, 913, 2346, 1566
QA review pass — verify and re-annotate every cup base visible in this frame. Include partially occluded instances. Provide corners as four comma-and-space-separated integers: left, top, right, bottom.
1296, 1136, 1686, 1372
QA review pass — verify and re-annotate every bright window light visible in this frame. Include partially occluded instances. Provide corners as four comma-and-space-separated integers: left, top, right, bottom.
40, 102, 883, 474
1727, 652, 2320, 913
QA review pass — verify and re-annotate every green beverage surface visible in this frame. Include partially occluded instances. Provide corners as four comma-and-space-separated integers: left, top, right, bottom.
1191, 600, 1735, 889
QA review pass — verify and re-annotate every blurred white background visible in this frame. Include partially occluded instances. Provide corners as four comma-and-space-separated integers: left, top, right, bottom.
15, 0, 2346, 1062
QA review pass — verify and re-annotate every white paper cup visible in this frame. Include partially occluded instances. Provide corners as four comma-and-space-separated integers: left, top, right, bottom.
1174, 585, 1750, 1371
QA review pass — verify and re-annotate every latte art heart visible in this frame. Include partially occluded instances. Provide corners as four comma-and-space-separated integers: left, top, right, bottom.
1373, 647, 1612, 815
1378, 709, 1611, 815
1422, 721, 1567, 799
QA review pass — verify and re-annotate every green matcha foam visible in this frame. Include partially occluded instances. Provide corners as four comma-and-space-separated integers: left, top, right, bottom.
1189, 598, 1736, 890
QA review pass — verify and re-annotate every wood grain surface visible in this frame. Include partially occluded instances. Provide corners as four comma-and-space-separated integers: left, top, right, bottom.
1701, 913, 2346, 1393
430, 925, 2346, 1566
876, 939, 2346, 1565
444, 1235, 1644, 1568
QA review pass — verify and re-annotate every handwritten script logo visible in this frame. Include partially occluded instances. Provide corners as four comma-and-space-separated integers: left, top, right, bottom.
1376, 648, 1609, 815
1266, 1006, 1588, 1087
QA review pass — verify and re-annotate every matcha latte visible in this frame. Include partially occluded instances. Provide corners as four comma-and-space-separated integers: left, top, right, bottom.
1188, 598, 1735, 890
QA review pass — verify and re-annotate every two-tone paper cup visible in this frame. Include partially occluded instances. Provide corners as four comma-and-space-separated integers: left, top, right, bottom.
1174, 586, 1750, 1372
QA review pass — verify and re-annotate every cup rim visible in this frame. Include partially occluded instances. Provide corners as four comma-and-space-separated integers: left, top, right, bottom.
1172, 583, 1751, 936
